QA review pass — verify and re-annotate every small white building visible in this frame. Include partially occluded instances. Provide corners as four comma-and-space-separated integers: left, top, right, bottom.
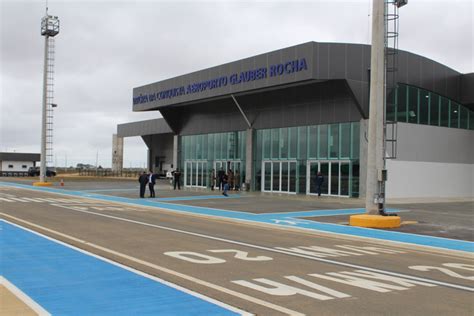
0, 152, 40, 176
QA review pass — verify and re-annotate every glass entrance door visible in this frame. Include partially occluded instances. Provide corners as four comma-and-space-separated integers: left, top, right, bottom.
261, 161, 297, 194
184, 160, 207, 188
306, 160, 350, 197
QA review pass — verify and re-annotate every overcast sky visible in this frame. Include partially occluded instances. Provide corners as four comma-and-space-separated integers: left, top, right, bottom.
1, 0, 472, 168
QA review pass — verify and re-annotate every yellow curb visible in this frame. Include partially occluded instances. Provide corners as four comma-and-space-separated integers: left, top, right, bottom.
32, 182, 53, 187
349, 214, 401, 228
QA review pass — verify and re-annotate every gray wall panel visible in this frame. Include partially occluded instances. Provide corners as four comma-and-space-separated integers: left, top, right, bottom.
175, 81, 362, 135
420, 57, 434, 91
460, 73, 474, 109
396, 122, 474, 164
117, 118, 172, 137
329, 43, 346, 78
346, 44, 364, 81
317, 43, 330, 79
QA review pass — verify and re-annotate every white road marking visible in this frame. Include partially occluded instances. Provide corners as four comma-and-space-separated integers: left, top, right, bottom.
0, 197, 14, 202
19, 198, 44, 202
0, 276, 51, 316
1, 216, 302, 316
9, 197, 30, 202
8, 205, 472, 292
409, 264, 474, 281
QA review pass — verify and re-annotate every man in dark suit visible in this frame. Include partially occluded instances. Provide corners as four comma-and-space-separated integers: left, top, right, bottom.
148, 170, 156, 198
138, 171, 148, 198
172, 168, 182, 190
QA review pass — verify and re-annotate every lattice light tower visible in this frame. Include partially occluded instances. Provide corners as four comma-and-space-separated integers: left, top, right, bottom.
38, 11, 59, 184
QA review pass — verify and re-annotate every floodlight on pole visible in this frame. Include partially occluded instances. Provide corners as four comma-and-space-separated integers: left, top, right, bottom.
35, 8, 59, 186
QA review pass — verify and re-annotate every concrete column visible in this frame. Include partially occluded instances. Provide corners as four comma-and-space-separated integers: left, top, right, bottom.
111, 134, 123, 173
173, 135, 179, 170
359, 119, 369, 199
365, 0, 386, 214
245, 128, 254, 190
147, 149, 152, 172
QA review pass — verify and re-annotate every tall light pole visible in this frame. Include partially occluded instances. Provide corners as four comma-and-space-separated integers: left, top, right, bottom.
365, 0, 386, 214
35, 9, 59, 186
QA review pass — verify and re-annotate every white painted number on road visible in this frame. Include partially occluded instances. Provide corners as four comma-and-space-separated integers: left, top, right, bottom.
232, 269, 435, 301
164, 251, 226, 264
409, 263, 474, 281
208, 249, 273, 261
164, 249, 273, 264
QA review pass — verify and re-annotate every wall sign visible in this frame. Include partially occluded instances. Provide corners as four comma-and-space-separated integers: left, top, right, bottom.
133, 58, 308, 105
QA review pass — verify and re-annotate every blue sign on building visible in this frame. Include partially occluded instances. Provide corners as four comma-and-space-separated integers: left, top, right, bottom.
133, 58, 308, 105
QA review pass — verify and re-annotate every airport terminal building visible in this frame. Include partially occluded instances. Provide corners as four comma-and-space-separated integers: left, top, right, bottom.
117, 42, 474, 199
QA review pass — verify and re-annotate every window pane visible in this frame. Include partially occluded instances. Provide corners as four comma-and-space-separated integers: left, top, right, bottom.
280, 128, 288, 159
196, 135, 202, 159
430, 94, 440, 126
397, 84, 408, 122
215, 134, 221, 159
460, 107, 469, 129
351, 122, 360, 159
208, 134, 214, 160
440, 97, 450, 127
386, 87, 396, 122
329, 124, 339, 159
183, 137, 189, 160
271, 129, 279, 159
263, 130, 270, 159
228, 133, 235, 159
289, 127, 297, 159
408, 86, 418, 123
340, 123, 351, 158
450, 102, 460, 128
419, 89, 429, 125
308, 126, 318, 158
221, 133, 226, 159
319, 125, 328, 158
298, 160, 306, 194
256, 130, 262, 161
351, 163, 360, 197
298, 126, 307, 159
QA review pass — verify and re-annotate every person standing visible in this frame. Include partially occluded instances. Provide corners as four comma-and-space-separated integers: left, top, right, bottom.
228, 169, 234, 191
222, 172, 229, 197
138, 171, 148, 198
234, 170, 241, 191
316, 171, 324, 197
173, 168, 182, 190
217, 168, 225, 191
209, 169, 215, 190
148, 170, 156, 198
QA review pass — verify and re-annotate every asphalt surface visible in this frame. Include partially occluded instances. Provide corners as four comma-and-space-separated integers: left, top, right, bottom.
3, 177, 473, 241
1, 178, 473, 315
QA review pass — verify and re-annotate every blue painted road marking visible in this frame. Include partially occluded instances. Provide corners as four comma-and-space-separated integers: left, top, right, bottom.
1, 181, 473, 253
154, 194, 241, 201
0, 220, 243, 315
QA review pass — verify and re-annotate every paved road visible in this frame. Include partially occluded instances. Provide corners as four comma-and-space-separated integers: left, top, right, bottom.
1, 185, 473, 315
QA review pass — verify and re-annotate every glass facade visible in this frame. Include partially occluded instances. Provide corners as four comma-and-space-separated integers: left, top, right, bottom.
180, 131, 246, 188
387, 83, 473, 130
254, 122, 360, 197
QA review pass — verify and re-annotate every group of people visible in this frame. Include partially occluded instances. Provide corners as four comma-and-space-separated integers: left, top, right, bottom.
138, 167, 325, 198
138, 169, 182, 198
138, 170, 157, 198
209, 168, 240, 197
